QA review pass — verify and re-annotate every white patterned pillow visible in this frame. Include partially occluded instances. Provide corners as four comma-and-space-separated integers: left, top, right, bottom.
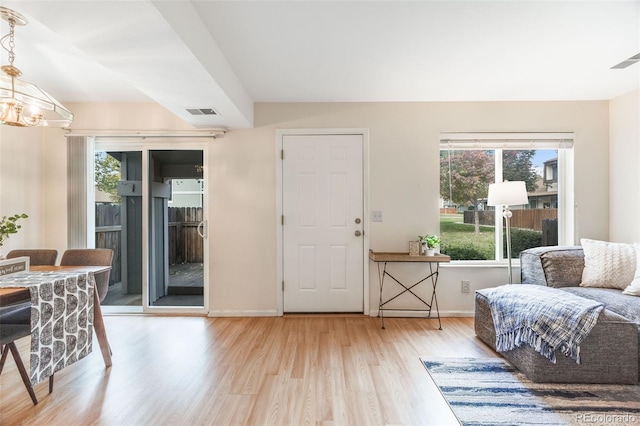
579, 239, 636, 289
623, 242, 640, 296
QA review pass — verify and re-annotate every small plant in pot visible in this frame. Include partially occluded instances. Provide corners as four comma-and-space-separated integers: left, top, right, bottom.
418, 234, 440, 256
0, 213, 28, 258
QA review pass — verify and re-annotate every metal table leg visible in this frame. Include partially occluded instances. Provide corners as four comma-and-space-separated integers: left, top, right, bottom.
377, 260, 443, 330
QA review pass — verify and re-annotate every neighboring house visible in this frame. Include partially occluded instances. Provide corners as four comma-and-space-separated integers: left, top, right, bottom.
543, 158, 559, 192
528, 158, 558, 209
168, 179, 203, 208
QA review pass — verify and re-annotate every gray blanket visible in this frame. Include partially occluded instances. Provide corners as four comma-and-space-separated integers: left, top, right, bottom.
483, 284, 604, 363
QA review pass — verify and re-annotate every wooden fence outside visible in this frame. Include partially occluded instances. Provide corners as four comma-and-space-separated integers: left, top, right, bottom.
95, 204, 204, 284
168, 207, 204, 264
440, 207, 457, 214
95, 204, 121, 285
463, 208, 558, 231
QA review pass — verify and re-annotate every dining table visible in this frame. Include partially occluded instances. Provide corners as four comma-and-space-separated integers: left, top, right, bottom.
0, 265, 112, 386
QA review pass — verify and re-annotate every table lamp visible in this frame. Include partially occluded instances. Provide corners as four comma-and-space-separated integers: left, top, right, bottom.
488, 181, 529, 283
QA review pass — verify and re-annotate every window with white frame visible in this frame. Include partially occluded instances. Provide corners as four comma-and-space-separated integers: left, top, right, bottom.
439, 133, 574, 262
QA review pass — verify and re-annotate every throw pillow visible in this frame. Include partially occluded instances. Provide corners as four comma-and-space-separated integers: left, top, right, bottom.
579, 238, 636, 290
623, 242, 640, 296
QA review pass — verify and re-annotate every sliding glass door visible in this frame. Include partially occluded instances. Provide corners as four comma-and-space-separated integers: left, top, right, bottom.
94, 142, 208, 314
148, 150, 205, 308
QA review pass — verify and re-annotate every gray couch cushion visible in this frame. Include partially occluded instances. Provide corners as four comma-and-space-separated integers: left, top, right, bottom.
560, 287, 640, 325
520, 246, 584, 288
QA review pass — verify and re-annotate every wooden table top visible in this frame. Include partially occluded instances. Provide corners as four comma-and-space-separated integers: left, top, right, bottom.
0, 287, 31, 306
368, 250, 451, 263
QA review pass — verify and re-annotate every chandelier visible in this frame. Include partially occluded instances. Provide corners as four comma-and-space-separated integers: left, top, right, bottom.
0, 7, 73, 127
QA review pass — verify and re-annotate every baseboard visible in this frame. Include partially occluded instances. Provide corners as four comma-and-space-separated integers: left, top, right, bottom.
208, 309, 475, 318
208, 309, 279, 317
369, 309, 475, 318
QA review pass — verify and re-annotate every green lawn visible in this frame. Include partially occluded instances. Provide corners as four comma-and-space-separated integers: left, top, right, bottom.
439, 213, 544, 260
439, 213, 496, 260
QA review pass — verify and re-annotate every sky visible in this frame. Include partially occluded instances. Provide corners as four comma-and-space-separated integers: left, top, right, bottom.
532, 149, 557, 175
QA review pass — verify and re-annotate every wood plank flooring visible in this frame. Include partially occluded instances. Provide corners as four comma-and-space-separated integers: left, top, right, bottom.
0, 315, 497, 425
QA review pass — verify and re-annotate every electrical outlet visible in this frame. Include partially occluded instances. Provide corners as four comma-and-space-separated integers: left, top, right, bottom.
461, 280, 471, 293
372, 210, 383, 222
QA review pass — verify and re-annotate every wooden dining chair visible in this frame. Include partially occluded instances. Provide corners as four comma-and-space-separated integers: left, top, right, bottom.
6, 249, 58, 266
59, 249, 114, 303
0, 290, 52, 404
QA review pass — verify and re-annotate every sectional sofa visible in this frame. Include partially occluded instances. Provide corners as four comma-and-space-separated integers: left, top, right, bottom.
475, 244, 640, 384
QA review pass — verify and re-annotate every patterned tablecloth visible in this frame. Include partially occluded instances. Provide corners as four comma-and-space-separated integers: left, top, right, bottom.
0, 271, 94, 385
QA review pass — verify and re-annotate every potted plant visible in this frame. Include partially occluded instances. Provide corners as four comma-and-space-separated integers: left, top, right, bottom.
418, 234, 440, 256
0, 213, 28, 258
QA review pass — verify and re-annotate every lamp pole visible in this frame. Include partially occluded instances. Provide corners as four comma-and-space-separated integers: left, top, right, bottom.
502, 206, 514, 284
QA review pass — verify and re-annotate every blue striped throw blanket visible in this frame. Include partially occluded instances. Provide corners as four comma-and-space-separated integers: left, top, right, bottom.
482, 284, 604, 363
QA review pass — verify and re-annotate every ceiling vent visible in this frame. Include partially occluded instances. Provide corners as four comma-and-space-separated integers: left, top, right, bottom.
611, 53, 640, 69
186, 108, 218, 116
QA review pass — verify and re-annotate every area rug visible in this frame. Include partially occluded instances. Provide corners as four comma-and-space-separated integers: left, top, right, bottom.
421, 357, 640, 426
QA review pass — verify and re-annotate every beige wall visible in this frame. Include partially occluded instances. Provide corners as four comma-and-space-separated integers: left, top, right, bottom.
66, 102, 196, 131
609, 89, 640, 243
1, 100, 611, 316
0, 125, 67, 255
224, 101, 610, 315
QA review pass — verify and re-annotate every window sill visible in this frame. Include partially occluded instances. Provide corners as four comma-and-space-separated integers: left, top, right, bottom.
440, 260, 521, 268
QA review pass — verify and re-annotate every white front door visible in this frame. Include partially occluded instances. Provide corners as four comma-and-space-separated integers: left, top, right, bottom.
282, 134, 364, 312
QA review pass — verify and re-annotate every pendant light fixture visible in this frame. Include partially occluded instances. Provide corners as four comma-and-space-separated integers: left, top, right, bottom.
0, 7, 73, 127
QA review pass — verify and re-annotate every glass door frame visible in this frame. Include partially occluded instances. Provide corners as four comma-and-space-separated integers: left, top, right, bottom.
93, 138, 209, 315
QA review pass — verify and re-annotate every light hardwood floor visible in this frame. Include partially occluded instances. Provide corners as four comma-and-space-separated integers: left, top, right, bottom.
0, 315, 497, 425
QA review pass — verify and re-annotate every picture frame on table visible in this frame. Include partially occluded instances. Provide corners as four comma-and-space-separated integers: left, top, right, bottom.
0, 256, 29, 276
409, 241, 420, 256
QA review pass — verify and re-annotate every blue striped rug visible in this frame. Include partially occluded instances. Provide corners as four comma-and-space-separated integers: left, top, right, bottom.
421, 357, 640, 426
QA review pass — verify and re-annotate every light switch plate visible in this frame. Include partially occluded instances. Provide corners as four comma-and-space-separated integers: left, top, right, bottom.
372, 211, 383, 222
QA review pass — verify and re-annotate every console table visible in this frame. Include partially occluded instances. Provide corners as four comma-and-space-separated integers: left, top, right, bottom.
369, 250, 450, 329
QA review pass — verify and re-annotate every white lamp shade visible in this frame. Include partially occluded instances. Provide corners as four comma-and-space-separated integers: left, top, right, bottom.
487, 181, 528, 206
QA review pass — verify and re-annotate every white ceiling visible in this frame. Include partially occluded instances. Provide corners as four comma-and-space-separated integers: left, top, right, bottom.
2, 1, 639, 129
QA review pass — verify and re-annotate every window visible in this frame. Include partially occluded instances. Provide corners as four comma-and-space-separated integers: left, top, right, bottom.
439, 133, 574, 262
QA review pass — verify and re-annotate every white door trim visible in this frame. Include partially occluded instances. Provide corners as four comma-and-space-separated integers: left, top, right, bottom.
276, 129, 370, 316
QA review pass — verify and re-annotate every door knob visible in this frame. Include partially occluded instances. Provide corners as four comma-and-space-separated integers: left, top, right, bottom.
355, 230, 362, 237
355, 218, 361, 224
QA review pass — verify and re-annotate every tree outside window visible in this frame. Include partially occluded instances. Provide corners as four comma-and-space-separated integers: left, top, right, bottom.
95, 152, 121, 203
